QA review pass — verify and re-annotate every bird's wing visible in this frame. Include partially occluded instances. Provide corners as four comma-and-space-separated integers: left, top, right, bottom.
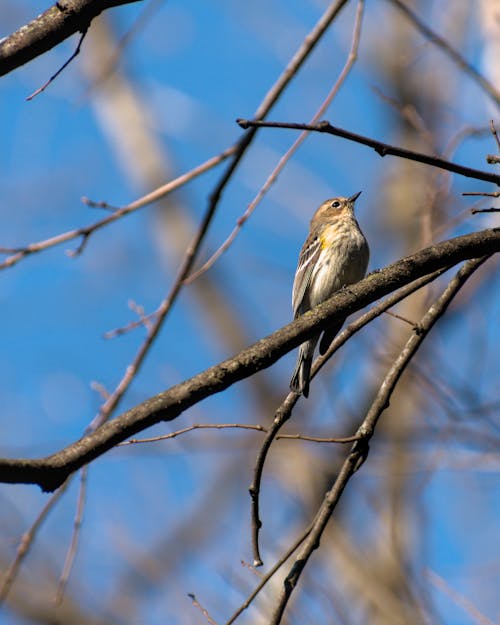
292, 235, 321, 317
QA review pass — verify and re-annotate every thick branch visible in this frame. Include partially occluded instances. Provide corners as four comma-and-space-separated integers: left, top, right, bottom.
0, 0, 143, 77
0, 228, 498, 491
269, 256, 489, 625
236, 119, 500, 186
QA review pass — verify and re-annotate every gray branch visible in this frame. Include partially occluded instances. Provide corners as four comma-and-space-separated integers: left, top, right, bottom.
0, 0, 143, 77
0, 228, 498, 491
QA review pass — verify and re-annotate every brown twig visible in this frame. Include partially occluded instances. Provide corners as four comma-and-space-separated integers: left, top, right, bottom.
224, 524, 313, 625
188, 593, 219, 625
269, 256, 490, 625
383, 309, 420, 329
119, 423, 359, 446
0, 229, 498, 491
55, 467, 88, 605
0, 147, 235, 271
186, 0, 365, 284
386, 0, 500, 109
248, 265, 449, 566
26, 28, 88, 100
236, 119, 500, 186
104, 301, 156, 339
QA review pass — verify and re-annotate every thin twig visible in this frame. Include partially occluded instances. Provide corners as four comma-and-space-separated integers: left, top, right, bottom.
55, 467, 88, 604
269, 256, 490, 625
186, 0, 364, 283
490, 120, 500, 152
119, 423, 359, 445
387, 0, 500, 109
383, 309, 419, 329
471, 208, 500, 214
249, 265, 449, 566
188, 593, 219, 625
0, 147, 235, 271
224, 524, 313, 625
463, 192, 500, 197
26, 28, 88, 100
427, 569, 496, 625
0, 479, 71, 603
104, 301, 156, 339
236, 120, 500, 186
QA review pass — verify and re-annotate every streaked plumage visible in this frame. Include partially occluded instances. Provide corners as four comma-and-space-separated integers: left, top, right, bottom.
290, 192, 369, 397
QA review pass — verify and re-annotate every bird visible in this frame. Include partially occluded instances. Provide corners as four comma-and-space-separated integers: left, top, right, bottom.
289, 191, 369, 397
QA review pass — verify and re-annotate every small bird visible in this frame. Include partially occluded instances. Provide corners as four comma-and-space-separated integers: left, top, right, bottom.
290, 192, 369, 397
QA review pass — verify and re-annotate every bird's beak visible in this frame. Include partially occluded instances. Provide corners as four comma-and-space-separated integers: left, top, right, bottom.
348, 191, 362, 203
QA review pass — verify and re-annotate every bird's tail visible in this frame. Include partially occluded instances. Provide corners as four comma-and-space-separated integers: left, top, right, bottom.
290, 339, 316, 398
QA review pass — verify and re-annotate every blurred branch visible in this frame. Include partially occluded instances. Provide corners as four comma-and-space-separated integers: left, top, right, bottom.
427, 569, 497, 625
0, 0, 143, 77
269, 256, 489, 625
0, 479, 71, 603
188, 593, 218, 625
55, 467, 88, 605
224, 524, 313, 625
0, 228, 498, 491
236, 119, 500, 186
68, 0, 356, 451
185, 0, 351, 282
187, 0, 364, 283
387, 0, 500, 109
0, 147, 235, 270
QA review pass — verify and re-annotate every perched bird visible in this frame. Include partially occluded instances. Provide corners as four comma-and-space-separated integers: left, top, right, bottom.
290, 192, 369, 397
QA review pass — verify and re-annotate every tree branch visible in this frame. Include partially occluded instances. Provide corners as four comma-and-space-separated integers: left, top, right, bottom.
0, 228, 498, 491
269, 256, 490, 625
0, 0, 143, 78
236, 119, 500, 186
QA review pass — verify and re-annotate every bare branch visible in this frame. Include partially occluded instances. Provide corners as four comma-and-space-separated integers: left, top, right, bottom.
0, 0, 143, 78
0, 229, 497, 492
186, 0, 365, 283
26, 27, 88, 100
269, 256, 490, 625
249, 266, 449, 566
54, 467, 88, 605
387, 0, 500, 109
0, 480, 71, 602
187, 593, 219, 625
236, 119, 500, 186
0, 147, 235, 271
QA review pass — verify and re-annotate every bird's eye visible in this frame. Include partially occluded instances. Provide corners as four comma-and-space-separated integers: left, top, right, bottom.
332, 200, 340, 208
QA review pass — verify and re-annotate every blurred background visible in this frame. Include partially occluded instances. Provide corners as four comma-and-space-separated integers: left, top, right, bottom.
0, 1, 499, 624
